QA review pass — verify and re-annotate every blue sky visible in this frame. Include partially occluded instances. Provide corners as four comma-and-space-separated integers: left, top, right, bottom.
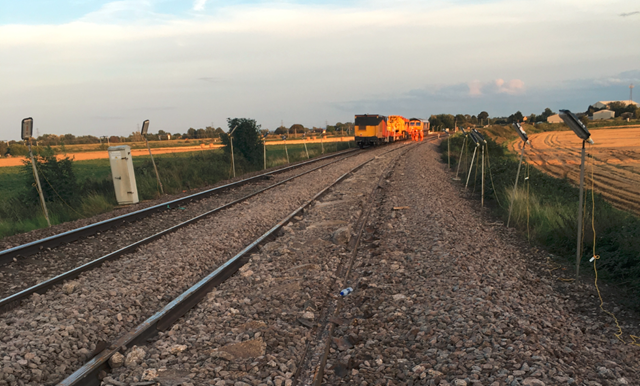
0, 0, 639, 140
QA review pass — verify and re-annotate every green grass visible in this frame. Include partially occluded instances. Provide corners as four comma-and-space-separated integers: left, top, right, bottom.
442, 134, 640, 309
0, 142, 354, 239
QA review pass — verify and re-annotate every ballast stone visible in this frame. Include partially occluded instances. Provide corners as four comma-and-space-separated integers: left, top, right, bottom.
108, 352, 124, 368
124, 346, 146, 367
331, 226, 351, 245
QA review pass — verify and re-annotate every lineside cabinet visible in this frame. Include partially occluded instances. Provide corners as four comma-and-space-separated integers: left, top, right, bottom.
108, 145, 139, 205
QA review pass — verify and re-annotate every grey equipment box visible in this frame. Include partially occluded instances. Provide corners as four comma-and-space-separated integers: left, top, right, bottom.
108, 145, 139, 205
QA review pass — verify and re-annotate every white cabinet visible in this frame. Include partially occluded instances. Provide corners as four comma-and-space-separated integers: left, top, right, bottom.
108, 145, 139, 205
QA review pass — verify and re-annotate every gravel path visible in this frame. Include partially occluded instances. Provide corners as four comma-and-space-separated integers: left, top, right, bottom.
319, 142, 640, 385
0, 151, 357, 300
103, 143, 407, 386
0, 145, 397, 386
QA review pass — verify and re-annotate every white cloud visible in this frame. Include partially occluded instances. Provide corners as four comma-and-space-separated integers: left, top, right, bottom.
193, 0, 208, 12
0, 0, 638, 139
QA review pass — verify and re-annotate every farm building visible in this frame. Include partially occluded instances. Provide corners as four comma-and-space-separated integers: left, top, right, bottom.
592, 109, 615, 120
547, 114, 563, 123
592, 100, 638, 109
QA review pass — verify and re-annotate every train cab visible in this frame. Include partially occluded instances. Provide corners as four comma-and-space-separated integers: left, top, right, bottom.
355, 114, 387, 148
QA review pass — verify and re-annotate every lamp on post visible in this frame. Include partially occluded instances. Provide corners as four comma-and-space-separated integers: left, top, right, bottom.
559, 109, 594, 279
506, 122, 531, 227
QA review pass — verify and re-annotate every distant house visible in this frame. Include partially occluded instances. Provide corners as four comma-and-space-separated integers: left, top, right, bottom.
547, 114, 563, 123
592, 100, 638, 109
592, 109, 615, 120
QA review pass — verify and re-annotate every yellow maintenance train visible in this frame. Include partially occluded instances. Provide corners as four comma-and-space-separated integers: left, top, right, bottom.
354, 114, 429, 148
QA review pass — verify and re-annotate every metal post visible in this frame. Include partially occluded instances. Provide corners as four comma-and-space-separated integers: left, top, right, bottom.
447, 135, 450, 168
284, 139, 289, 163
263, 140, 267, 170
465, 146, 478, 189
576, 140, 586, 278
28, 141, 51, 227
481, 143, 485, 206
454, 135, 467, 180
230, 136, 236, 178
146, 139, 164, 194
507, 144, 526, 227
321, 135, 324, 154
304, 140, 309, 159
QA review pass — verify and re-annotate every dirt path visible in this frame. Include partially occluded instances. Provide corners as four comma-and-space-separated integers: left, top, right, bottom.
509, 128, 640, 215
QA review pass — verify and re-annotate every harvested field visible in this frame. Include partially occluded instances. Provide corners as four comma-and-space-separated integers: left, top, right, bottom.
509, 128, 640, 215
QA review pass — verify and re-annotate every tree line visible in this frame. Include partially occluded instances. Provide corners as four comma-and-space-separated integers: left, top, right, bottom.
0, 121, 356, 157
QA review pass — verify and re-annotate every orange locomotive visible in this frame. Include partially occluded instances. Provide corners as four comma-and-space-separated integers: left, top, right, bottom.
354, 114, 411, 148
408, 118, 429, 141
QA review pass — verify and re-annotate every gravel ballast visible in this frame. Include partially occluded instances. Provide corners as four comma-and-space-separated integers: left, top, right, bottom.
0, 151, 357, 300
104, 141, 407, 386
0, 145, 400, 385
319, 142, 639, 385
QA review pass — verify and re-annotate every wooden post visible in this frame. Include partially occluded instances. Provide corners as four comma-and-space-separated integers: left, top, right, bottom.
507, 144, 526, 227
465, 146, 478, 189
576, 140, 586, 278
146, 138, 164, 194
28, 141, 51, 227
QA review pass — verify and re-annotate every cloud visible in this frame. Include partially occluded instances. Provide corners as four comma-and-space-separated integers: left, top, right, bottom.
620, 11, 639, 17
193, 0, 208, 11
467, 79, 525, 96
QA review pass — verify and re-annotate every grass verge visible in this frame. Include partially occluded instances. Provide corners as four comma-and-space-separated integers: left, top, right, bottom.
0, 142, 354, 239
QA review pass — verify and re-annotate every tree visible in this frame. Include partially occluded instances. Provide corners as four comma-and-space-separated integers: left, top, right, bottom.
607, 102, 627, 117
274, 126, 288, 135
109, 136, 120, 143
221, 118, 263, 166
0, 141, 7, 157
187, 128, 197, 139
454, 114, 466, 126
173, 133, 182, 139
541, 108, 555, 119
289, 124, 305, 135
477, 111, 489, 125
196, 128, 206, 138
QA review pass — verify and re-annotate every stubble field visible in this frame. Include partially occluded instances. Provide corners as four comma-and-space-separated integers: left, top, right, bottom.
509, 127, 640, 215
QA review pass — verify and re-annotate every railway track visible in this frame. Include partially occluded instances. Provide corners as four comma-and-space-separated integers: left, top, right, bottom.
0, 148, 363, 305
37, 132, 640, 386
56, 141, 419, 386
0, 149, 358, 265
0, 138, 441, 386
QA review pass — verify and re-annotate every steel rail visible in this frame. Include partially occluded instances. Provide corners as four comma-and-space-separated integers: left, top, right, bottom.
306, 142, 417, 386
0, 149, 365, 312
0, 148, 357, 265
58, 144, 407, 386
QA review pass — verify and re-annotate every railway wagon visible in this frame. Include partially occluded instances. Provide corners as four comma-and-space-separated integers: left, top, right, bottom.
355, 114, 412, 148
354, 114, 388, 148
387, 115, 410, 141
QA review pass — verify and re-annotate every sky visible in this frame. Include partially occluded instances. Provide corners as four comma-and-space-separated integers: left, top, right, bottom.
0, 0, 639, 140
